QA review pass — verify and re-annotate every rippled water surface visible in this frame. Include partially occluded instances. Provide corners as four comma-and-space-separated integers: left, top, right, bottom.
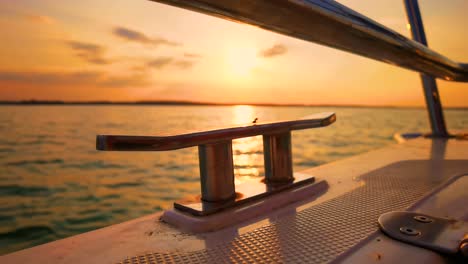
0, 105, 467, 254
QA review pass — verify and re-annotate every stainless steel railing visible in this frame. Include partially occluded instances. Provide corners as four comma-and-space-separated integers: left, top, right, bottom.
150, 0, 468, 82
404, 0, 447, 136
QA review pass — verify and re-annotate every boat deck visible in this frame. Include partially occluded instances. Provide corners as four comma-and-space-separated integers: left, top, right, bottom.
2, 137, 468, 263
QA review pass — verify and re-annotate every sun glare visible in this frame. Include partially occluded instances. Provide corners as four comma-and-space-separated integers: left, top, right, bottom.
224, 46, 259, 79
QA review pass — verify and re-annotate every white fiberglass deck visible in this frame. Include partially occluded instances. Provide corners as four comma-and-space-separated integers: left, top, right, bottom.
2, 137, 468, 263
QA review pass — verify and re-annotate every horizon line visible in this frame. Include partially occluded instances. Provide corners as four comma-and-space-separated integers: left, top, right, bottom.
0, 99, 467, 109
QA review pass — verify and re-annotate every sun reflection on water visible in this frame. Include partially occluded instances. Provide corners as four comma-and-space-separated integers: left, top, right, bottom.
232, 105, 255, 125
231, 105, 264, 183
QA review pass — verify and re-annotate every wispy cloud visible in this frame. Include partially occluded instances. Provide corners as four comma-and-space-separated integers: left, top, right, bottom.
0, 70, 149, 88
0, 71, 99, 84
113, 27, 180, 47
147, 57, 173, 69
147, 57, 196, 70
173, 60, 195, 69
259, 44, 288, 58
23, 14, 56, 24
184, 53, 202, 58
66, 41, 111, 65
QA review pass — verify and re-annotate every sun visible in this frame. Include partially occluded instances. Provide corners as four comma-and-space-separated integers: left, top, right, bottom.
224, 45, 259, 79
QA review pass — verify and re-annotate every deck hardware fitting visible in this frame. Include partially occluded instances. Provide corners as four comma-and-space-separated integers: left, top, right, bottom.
379, 211, 468, 257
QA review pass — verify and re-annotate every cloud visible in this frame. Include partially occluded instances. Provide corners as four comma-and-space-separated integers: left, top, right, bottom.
99, 75, 149, 88
184, 53, 202, 58
147, 57, 173, 69
0, 70, 149, 88
113, 27, 180, 47
147, 57, 195, 70
173, 60, 195, 69
66, 41, 111, 65
0, 71, 99, 85
259, 44, 288, 58
23, 14, 56, 24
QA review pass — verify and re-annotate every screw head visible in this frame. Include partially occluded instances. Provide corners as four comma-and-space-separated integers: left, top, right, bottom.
400, 226, 421, 236
413, 215, 433, 223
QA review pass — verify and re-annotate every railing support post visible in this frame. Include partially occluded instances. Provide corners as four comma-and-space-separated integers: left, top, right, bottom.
404, 0, 448, 137
263, 132, 294, 183
198, 141, 235, 202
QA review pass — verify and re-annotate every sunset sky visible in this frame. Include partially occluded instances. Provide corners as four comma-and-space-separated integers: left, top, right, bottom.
0, 0, 467, 107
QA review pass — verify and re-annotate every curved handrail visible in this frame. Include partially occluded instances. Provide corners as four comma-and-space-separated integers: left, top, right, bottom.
150, 0, 468, 82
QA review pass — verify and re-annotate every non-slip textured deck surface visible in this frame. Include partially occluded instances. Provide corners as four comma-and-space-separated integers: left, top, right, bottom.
120, 160, 468, 263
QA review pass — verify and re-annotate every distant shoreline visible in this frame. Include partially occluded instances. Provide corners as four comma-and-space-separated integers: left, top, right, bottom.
0, 100, 466, 109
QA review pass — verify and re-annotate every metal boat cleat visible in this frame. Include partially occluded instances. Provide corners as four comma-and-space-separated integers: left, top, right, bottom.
96, 112, 336, 217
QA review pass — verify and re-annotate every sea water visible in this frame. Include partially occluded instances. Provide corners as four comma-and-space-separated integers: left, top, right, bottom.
0, 105, 467, 254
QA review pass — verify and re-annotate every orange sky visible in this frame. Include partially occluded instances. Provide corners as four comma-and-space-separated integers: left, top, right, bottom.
0, 0, 467, 107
